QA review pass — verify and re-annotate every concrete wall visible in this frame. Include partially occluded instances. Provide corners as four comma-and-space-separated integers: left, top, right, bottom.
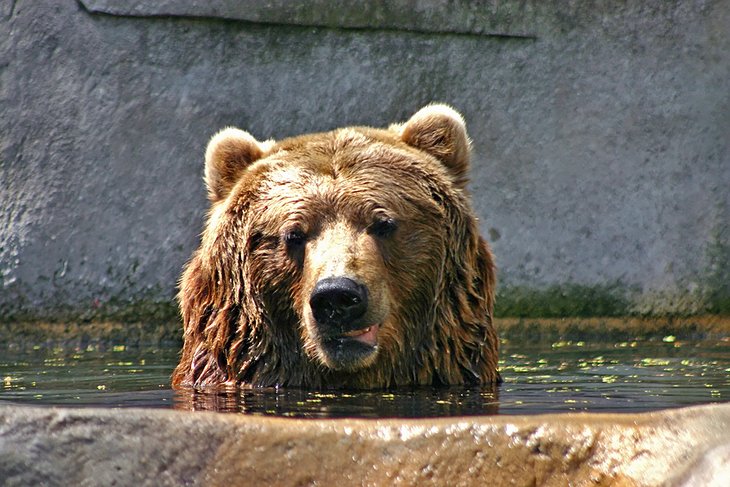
1, 1, 728, 321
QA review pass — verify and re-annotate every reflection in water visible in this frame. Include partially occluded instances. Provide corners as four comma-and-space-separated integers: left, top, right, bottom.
173, 384, 500, 418
0, 337, 728, 416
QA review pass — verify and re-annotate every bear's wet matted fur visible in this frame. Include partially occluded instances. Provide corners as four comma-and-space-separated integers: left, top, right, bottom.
173, 105, 499, 389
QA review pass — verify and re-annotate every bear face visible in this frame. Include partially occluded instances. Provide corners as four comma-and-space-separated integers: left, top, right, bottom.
173, 105, 499, 389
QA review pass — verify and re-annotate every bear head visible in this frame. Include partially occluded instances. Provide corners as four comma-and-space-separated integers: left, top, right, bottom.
172, 104, 499, 389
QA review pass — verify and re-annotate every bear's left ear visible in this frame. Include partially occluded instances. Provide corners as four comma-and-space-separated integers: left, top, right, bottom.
204, 127, 270, 203
399, 104, 471, 188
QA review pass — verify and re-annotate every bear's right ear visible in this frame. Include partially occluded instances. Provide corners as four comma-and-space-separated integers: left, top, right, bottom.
204, 128, 269, 203
398, 104, 471, 188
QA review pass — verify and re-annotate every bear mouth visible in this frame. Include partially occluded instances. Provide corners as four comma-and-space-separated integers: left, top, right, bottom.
340, 324, 379, 346
319, 324, 380, 370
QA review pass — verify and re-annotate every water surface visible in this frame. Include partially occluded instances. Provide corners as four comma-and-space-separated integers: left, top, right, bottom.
1, 337, 727, 417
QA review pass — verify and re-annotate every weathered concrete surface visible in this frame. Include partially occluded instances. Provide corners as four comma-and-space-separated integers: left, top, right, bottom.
1, 1, 728, 320
0, 403, 728, 486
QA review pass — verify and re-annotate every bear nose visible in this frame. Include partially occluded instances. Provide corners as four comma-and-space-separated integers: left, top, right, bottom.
309, 277, 368, 327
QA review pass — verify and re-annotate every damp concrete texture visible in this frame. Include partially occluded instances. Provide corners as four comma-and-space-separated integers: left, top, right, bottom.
1, 1, 728, 320
1, 403, 729, 486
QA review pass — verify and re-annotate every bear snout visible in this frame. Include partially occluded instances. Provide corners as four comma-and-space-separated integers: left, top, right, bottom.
309, 277, 368, 333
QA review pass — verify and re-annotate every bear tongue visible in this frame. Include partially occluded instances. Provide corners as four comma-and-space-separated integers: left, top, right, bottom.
342, 325, 379, 346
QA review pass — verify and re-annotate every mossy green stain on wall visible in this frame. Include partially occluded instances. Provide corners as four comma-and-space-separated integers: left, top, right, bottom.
495, 284, 632, 318
705, 219, 730, 314
0, 296, 179, 325
2, 283, 727, 324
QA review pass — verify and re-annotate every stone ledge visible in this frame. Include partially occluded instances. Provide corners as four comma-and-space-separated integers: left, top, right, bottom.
1, 403, 728, 486
497, 315, 730, 342
1, 317, 728, 349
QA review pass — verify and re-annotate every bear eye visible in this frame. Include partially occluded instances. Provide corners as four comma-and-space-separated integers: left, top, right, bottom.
368, 217, 398, 239
284, 229, 307, 250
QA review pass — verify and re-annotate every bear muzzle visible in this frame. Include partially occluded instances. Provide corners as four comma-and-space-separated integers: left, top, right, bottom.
308, 276, 382, 369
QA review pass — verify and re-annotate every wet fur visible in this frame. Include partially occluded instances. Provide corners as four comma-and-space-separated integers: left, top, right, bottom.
172, 106, 499, 389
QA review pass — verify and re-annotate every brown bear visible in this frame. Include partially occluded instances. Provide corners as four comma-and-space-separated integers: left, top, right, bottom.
172, 104, 499, 389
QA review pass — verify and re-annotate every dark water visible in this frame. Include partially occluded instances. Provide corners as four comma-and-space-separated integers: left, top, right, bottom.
1, 337, 728, 417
